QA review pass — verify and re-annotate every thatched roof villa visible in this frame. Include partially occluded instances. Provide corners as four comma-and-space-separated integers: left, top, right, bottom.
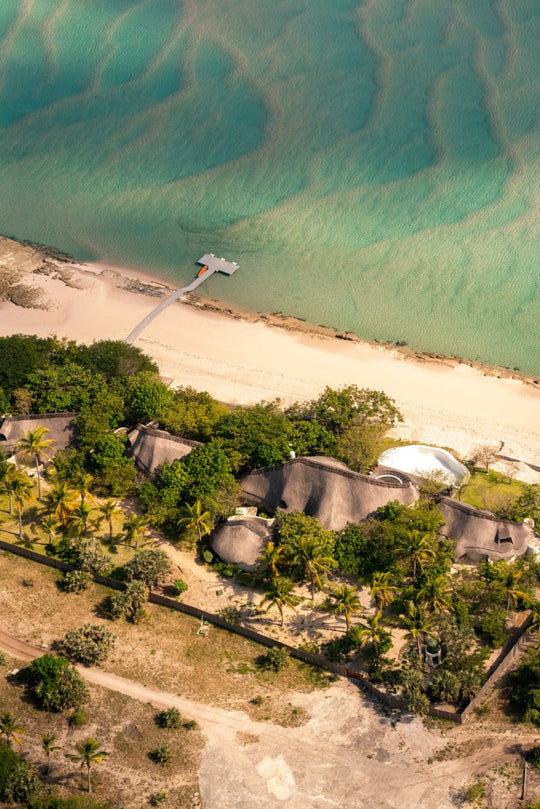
127, 424, 201, 475
241, 456, 418, 531
0, 412, 76, 455
210, 516, 275, 570
439, 497, 534, 562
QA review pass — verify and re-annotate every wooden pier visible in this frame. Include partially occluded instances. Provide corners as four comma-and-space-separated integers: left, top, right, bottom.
124, 255, 239, 345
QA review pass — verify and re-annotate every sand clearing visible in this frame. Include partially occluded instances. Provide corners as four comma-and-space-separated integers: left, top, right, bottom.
0, 240, 539, 478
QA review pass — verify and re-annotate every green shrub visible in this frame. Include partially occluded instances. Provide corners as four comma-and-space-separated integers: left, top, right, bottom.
0, 740, 18, 798
69, 709, 90, 727
526, 746, 540, 772
57, 624, 115, 666
172, 578, 188, 596
62, 570, 92, 593
218, 606, 242, 624
155, 708, 181, 729
149, 793, 168, 806
149, 745, 173, 766
260, 647, 290, 672
24, 654, 88, 712
183, 719, 198, 730
464, 780, 485, 804
477, 608, 507, 648
3, 756, 41, 804
202, 550, 213, 564
107, 581, 149, 624
124, 549, 171, 589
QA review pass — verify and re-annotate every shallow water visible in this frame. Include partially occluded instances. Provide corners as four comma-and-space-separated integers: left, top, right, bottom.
0, 0, 539, 373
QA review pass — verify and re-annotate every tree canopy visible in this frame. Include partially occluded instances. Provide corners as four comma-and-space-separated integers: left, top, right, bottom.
286, 385, 403, 435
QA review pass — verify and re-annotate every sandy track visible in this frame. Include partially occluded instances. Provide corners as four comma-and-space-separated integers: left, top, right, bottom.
1, 627, 536, 808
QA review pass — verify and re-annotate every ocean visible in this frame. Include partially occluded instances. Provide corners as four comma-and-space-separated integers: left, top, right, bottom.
0, 0, 539, 374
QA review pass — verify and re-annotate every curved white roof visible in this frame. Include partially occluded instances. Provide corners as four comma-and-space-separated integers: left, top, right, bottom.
378, 445, 470, 486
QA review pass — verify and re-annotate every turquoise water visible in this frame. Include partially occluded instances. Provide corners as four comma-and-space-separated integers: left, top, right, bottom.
0, 0, 539, 374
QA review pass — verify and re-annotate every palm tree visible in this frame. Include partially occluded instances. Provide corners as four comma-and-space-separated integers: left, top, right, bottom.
260, 577, 303, 626
123, 514, 150, 549
288, 535, 337, 600
16, 426, 53, 501
42, 732, 62, 776
2, 464, 21, 514
10, 471, 34, 539
41, 514, 61, 549
400, 600, 435, 658
68, 502, 94, 540
501, 567, 528, 615
70, 471, 94, 507
257, 540, 286, 580
326, 584, 363, 632
176, 500, 212, 543
66, 737, 109, 793
0, 712, 25, 746
416, 574, 452, 614
370, 571, 398, 611
97, 499, 123, 543
354, 611, 392, 656
402, 531, 436, 581
45, 481, 77, 526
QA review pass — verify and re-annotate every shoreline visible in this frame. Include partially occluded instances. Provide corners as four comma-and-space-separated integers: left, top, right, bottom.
6, 235, 540, 388
1, 235, 540, 478
95, 258, 539, 389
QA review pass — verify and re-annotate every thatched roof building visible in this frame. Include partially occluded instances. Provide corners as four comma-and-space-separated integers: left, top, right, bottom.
127, 424, 201, 475
0, 412, 76, 455
439, 497, 534, 562
241, 456, 418, 531
210, 517, 274, 571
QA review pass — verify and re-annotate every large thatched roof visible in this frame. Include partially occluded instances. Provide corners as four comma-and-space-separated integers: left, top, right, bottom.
241, 456, 418, 531
127, 424, 201, 475
210, 517, 274, 570
0, 412, 76, 455
439, 497, 534, 562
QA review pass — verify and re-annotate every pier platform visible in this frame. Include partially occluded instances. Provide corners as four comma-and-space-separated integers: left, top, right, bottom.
198, 254, 239, 275
124, 254, 239, 344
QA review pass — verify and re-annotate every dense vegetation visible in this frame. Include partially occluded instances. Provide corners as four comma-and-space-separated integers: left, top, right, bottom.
1, 334, 540, 722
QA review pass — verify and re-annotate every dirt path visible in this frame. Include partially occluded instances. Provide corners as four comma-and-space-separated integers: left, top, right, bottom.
2, 627, 537, 808
0, 627, 267, 737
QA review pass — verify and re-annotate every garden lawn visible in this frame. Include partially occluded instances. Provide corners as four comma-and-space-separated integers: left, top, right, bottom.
459, 471, 528, 513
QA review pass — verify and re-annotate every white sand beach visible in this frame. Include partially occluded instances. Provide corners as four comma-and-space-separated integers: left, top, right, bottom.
1, 237, 539, 478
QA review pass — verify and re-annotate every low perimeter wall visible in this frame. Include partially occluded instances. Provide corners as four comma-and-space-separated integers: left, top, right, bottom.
0, 539, 534, 722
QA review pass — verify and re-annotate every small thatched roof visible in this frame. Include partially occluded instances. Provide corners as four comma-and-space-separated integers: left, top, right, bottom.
210, 517, 274, 570
0, 412, 76, 455
439, 497, 534, 562
241, 457, 418, 531
127, 424, 201, 475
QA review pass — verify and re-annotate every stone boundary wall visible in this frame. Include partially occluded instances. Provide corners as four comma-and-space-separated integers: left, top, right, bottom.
460, 612, 534, 721
0, 538, 534, 723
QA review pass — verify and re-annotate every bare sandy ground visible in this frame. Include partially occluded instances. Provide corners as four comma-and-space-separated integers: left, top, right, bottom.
1, 236, 539, 479
1, 628, 533, 809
